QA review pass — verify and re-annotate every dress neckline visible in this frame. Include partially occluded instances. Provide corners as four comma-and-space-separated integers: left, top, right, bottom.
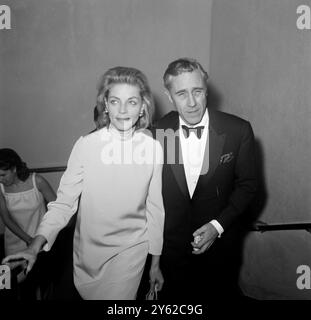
108, 124, 135, 141
1, 184, 35, 195
0, 173, 36, 195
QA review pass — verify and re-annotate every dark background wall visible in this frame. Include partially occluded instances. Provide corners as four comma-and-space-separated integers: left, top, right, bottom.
209, 0, 311, 299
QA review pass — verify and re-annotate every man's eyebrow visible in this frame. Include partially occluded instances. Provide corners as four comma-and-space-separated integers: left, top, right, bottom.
175, 89, 186, 94
175, 87, 204, 94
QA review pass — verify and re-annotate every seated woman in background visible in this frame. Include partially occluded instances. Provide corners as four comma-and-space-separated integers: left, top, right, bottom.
3, 66, 165, 300
0, 148, 56, 298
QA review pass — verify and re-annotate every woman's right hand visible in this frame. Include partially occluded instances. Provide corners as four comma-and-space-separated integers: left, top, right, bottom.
2, 247, 38, 274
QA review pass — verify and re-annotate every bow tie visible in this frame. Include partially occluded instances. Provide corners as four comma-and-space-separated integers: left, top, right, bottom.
181, 125, 205, 139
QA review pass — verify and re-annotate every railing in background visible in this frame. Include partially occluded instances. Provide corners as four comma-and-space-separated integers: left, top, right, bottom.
30, 166, 67, 173
29, 165, 311, 234
251, 221, 311, 233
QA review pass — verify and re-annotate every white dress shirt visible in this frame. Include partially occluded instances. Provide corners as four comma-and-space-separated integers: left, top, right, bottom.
179, 110, 224, 237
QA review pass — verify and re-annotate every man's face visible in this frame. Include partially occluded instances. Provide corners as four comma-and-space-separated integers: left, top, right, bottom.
166, 69, 207, 125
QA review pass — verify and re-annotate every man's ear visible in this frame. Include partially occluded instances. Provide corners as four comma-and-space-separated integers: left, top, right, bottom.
164, 89, 173, 104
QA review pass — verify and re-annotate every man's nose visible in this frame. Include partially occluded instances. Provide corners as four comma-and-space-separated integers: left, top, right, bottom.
188, 94, 196, 107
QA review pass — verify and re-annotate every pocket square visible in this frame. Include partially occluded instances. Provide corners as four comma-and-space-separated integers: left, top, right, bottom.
220, 152, 234, 164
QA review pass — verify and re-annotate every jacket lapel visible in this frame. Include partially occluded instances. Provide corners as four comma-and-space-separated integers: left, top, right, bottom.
164, 115, 190, 199
169, 132, 190, 199
205, 124, 225, 179
195, 111, 226, 192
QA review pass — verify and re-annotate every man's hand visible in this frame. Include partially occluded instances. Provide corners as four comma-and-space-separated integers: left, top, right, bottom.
191, 222, 219, 254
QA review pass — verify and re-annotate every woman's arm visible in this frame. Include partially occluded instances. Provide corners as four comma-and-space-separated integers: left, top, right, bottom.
0, 190, 33, 245
146, 140, 165, 291
2, 137, 85, 273
149, 254, 164, 291
35, 174, 57, 205
145, 140, 165, 255
34, 137, 85, 251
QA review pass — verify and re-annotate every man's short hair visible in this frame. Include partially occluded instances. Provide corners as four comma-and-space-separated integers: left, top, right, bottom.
163, 57, 209, 90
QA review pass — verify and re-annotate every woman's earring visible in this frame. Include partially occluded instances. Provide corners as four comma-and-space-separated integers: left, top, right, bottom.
104, 99, 109, 113
139, 109, 145, 117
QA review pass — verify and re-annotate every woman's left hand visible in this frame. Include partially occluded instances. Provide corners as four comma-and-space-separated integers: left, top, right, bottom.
149, 265, 164, 292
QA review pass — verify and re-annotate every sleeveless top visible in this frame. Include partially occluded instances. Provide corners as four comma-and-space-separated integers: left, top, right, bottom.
0, 173, 46, 255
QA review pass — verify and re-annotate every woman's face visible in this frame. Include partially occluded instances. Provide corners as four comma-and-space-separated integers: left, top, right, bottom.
106, 83, 144, 132
0, 168, 16, 186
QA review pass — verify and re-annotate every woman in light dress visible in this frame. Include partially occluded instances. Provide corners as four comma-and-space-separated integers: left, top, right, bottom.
3, 67, 165, 300
0, 149, 56, 255
0, 148, 56, 298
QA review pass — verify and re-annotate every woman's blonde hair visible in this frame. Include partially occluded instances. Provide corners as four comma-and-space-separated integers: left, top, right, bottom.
96, 66, 154, 129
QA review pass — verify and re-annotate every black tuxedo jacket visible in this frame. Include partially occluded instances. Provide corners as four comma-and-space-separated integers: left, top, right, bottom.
153, 109, 257, 258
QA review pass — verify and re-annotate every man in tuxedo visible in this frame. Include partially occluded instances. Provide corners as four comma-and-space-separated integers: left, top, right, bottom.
154, 58, 257, 301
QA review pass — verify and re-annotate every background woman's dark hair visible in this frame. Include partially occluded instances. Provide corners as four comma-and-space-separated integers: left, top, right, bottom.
0, 148, 30, 181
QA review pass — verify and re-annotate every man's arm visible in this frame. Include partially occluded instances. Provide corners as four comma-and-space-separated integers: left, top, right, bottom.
192, 121, 257, 254
216, 121, 257, 229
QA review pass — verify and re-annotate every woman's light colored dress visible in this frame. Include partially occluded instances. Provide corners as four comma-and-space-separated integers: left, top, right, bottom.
0, 173, 46, 255
36, 127, 165, 300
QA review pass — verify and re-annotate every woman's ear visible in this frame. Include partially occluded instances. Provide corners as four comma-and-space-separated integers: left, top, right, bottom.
103, 99, 110, 113
139, 106, 145, 117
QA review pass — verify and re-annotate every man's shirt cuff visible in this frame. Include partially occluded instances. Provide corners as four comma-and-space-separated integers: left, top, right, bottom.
210, 219, 224, 238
